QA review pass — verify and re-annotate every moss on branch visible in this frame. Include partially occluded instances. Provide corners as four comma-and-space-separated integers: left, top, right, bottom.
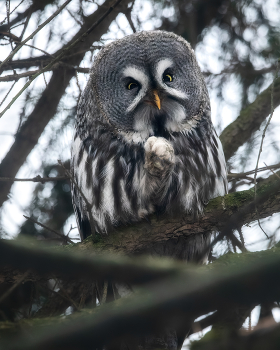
70, 175, 280, 255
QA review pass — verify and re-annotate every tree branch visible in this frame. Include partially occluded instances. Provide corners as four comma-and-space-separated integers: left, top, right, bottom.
0, 0, 130, 208
23, 215, 73, 244
77, 174, 280, 256
220, 76, 280, 161
0, 175, 68, 183
0, 176, 279, 284
0, 65, 90, 82
2, 243, 280, 349
0, 0, 72, 72
228, 162, 280, 181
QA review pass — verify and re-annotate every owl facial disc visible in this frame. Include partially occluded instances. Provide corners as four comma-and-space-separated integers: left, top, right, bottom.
92, 30, 208, 141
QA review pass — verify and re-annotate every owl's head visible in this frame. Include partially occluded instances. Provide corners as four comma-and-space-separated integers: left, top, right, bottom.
89, 31, 209, 142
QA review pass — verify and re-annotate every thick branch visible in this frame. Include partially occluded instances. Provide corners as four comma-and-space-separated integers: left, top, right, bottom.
2, 244, 280, 349
0, 176, 279, 286
77, 174, 280, 255
220, 77, 280, 161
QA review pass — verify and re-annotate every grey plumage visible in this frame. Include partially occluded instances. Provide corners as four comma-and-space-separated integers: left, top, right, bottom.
71, 30, 227, 247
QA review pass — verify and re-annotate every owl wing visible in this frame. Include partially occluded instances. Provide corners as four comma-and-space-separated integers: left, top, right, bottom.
71, 183, 92, 240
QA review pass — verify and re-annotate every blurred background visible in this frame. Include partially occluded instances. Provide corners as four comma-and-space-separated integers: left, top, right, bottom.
0, 0, 280, 346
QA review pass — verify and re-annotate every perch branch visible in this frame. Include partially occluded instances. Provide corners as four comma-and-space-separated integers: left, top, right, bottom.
0, 177, 279, 283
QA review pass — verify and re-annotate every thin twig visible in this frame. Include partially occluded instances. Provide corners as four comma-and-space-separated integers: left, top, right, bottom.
0, 47, 101, 73
6, 0, 14, 52
66, 8, 83, 26
58, 160, 96, 238
254, 64, 279, 191
0, 80, 17, 108
18, 10, 32, 43
0, 65, 89, 82
42, 71, 48, 87
123, 0, 136, 33
43, 282, 80, 311
17, 43, 53, 57
56, 281, 80, 311
10, 22, 25, 30
0, 69, 40, 82
0, 0, 72, 71
197, 177, 280, 261
0, 0, 25, 26
75, 70, 82, 102
253, 61, 279, 238
0, 175, 69, 183
228, 162, 280, 181
0, 271, 29, 304
0, 0, 124, 118
264, 162, 280, 180
23, 215, 73, 244
66, 224, 77, 237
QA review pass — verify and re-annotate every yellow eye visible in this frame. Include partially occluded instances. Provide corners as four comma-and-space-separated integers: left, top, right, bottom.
163, 74, 173, 83
127, 82, 138, 90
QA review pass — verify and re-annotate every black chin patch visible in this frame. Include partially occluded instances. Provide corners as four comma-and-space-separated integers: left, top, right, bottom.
151, 113, 170, 139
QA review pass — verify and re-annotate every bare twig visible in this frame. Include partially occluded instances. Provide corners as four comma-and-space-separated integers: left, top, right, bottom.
264, 162, 280, 180
124, 0, 136, 33
0, 0, 72, 71
0, 30, 20, 42
18, 43, 53, 57
0, 175, 69, 183
56, 281, 80, 311
228, 162, 280, 181
0, 69, 40, 82
0, 64, 89, 82
0, 271, 29, 304
197, 177, 280, 261
75, 70, 82, 102
0, 46, 102, 73
58, 160, 96, 238
66, 224, 77, 237
23, 215, 73, 244
43, 282, 80, 311
254, 63, 279, 195
0, 0, 124, 118
0, 80, 17, 108
6, 0, 14, 52
17, 10, 32, 42
66, 8, 83, 26
253, 61, 279, 238
0, 0, 25, 26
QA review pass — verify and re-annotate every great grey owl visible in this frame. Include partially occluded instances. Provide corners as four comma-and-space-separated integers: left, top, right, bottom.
71, 30, 227, 251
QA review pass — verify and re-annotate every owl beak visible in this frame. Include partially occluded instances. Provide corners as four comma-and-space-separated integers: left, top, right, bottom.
152, 90, 161, 110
